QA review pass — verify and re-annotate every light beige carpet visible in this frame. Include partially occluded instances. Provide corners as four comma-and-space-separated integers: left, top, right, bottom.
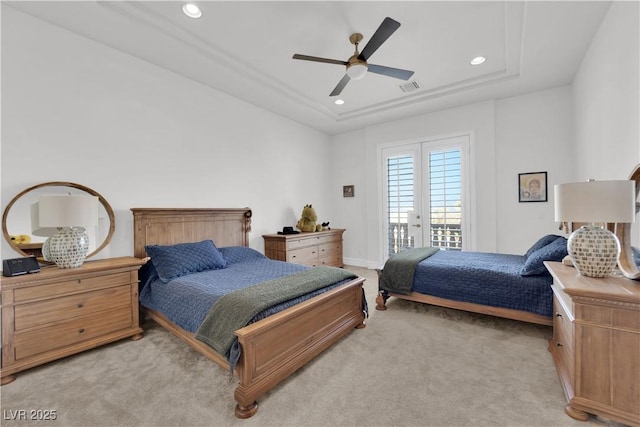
0, 267, 623, 427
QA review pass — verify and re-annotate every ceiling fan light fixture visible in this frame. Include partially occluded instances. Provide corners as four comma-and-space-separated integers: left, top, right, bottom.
346, 63, 368, 80
182, 3, 202, 19
334, 99, 345, 105
470, 56, 486, 65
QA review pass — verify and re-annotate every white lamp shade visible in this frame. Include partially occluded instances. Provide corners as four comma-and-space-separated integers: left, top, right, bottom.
30, 202, 59, 237
38, 195, 99, 228
554, 180, 636, 223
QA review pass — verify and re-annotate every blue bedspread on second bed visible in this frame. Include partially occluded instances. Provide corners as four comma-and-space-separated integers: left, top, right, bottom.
411, 250, 553, 317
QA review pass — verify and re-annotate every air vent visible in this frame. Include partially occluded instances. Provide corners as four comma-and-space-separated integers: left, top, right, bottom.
399, 81, 421, 93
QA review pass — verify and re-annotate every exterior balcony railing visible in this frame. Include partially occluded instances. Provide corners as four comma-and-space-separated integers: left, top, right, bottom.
388, 222, 462, 255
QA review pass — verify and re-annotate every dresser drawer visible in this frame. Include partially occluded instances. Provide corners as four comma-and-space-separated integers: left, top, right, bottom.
286, 236, 317, 250
319, 252, 343, 267
13, 272, 131, 303
319, 242, 342, 256
14, 308, 133, 360
287, 246, 318, 263
14, 285, 132, 331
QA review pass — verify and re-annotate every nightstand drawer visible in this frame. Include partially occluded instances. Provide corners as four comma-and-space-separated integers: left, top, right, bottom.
14, 272, 131, 303
14, 308, 133, 360
553, 297, 573, 353
15, 285, 131, 331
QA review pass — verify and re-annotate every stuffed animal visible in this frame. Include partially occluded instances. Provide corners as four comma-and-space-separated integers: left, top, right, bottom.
296, 204, 322, 232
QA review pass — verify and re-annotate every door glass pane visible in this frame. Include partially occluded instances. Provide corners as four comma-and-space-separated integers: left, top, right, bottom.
428, 149, 462, 250
387, 155, 415, 255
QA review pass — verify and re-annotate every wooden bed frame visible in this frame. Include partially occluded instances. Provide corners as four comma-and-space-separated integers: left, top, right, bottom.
131, 208, 366, 418
374, 270, 552, 326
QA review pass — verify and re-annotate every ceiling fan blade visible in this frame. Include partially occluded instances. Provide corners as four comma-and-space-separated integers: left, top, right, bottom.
292, 54, 348, 66
367, 64, 414, 80
358, 17, 401, 61
330, 74, 351, 96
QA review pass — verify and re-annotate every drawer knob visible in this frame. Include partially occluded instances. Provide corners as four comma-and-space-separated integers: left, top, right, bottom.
556, 342, 563, 347
78, 328, 85, 334
555, 313, 562, 318
77, 303, 84, 308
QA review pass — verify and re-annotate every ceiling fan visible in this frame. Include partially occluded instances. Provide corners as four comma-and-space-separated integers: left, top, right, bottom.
292, 17, 415, 97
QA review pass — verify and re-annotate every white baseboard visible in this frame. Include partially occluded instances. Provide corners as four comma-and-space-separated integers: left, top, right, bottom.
343, 257, 382, 270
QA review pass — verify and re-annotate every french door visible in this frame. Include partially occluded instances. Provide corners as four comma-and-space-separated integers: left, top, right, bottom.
382, 135, 469, 258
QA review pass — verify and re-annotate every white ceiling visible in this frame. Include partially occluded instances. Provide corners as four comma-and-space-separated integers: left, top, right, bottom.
6, 1, 612, 135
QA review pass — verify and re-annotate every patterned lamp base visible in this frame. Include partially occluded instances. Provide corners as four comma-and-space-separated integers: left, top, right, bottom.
45, 227, 90, 268
568, 225, 620, 278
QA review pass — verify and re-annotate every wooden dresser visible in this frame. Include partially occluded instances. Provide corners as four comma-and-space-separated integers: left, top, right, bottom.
263, 229, 344, 267
1, 257, 145, 385
544, 261, 640, 426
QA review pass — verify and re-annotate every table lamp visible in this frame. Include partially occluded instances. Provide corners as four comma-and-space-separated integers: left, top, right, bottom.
554, 180, 636, 277
37, 195, 99, 268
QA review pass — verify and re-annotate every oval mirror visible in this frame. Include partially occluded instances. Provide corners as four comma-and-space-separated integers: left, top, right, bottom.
615, 164, 640, 280
2, 182, 115, 260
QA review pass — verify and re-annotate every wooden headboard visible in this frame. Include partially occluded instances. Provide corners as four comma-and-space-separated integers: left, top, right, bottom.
130, 208, 252, 258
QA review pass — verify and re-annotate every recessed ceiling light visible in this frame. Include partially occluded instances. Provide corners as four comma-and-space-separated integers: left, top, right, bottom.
182, 3, 202, 19
334, 99, 345, 105
470, 56, 486, 65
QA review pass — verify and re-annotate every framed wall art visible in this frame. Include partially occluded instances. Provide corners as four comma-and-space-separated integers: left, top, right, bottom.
518, 172, 547, 202
343, 185, 354, 198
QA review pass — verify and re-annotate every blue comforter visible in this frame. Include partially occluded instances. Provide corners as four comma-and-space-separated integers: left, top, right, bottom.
409, 250, 553, 317
139, 246, 311, 333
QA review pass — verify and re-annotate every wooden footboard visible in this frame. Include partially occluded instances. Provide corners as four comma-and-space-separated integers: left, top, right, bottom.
143, 276, 366, 418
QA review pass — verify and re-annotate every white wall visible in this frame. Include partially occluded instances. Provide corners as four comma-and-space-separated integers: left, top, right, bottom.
330, 129, 368, 265
573, 1, 639, 182
495, 86, 574, 253
332, 88, 575, 267
1, 8, 335, 260
573, 1, 640, 246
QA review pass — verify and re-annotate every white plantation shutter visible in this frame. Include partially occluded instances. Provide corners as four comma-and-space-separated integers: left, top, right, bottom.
427, 149, 462, 250
386, 154, 416, 254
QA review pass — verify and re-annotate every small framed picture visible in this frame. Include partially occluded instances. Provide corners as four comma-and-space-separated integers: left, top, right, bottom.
518, 172, 547, 202
343, 185, 354, 198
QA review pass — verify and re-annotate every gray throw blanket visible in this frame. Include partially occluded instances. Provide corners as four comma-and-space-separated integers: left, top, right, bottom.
379, 247, 440, 295
195, 266, 357, 359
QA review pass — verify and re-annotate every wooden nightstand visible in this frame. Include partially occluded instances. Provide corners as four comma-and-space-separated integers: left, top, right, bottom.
544, 261, 640, 426
263, 229, 344, 267
1, 256, 146, 385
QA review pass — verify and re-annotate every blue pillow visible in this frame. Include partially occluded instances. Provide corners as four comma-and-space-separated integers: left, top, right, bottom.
525, 234, 563, 259
521, 237, 568, 276
145, 240, 227, 283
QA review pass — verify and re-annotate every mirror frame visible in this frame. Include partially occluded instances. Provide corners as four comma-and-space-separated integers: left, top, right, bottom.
2, 181, 116, 259
615, 164, 640, 280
